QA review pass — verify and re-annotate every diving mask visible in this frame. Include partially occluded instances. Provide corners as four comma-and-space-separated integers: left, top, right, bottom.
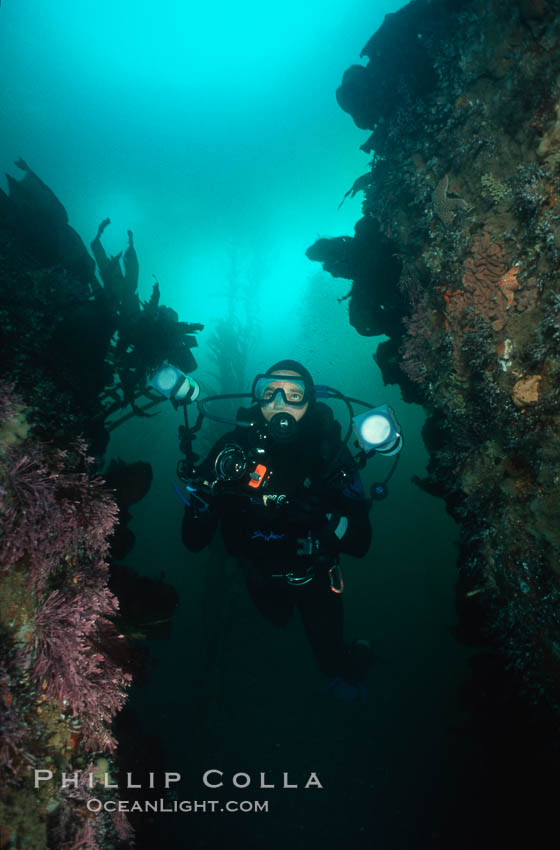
252, 374, 309, 408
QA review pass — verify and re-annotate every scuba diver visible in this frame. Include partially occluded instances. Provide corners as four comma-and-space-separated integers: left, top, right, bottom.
180, 359, 376, 702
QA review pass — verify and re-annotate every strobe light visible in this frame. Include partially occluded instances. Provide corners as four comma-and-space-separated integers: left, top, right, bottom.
149, 363, 200, 404
352, 404, 402, 456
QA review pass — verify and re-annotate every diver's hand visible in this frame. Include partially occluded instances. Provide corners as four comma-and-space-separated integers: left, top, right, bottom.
295, 512, 347, 557
183, 477, 215, 518
182, 479, 219, 553
273, 494, 326, 527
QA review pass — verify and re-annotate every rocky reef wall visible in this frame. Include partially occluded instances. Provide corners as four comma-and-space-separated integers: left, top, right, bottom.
308, 0, 560, 712
0, 164, 195, 848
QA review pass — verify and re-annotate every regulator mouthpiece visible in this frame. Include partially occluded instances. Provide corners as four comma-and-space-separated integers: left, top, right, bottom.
269, 412, 298, 442
352, 404, 402, 456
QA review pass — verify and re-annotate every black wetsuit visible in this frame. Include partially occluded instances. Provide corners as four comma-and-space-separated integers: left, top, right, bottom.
181, 402, 372, 681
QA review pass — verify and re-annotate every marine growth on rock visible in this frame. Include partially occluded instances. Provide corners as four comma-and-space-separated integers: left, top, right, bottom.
308, 0, 560, 712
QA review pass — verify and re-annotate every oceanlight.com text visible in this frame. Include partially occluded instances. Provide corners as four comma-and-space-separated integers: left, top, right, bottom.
87, 798, 270, 814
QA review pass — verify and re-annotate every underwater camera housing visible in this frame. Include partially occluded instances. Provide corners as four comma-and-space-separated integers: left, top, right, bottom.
214, 445, 270, 490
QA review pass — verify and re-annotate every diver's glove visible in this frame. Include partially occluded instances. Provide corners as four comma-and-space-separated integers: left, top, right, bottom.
181, 478, 221, 553
211, 481, 252, 514
275, 492, 329, 527
182, 477, 215, 519
183, 477, 248, 515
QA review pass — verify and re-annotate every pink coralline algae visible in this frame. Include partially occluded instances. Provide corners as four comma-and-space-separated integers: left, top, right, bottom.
32, 588, 131, 751
0, 679, 37, 775
112, 808, 136, 844
0, 383, 131, 763
51, 764, 134, 850
400, 295, 437, 384
62, 819, 98, 850
1, 438, 119, 590
0, 382, 17, 424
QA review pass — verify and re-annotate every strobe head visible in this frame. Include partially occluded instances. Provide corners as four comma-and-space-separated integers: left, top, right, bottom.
149, 363, 200, 404
352, 404, 402, 456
